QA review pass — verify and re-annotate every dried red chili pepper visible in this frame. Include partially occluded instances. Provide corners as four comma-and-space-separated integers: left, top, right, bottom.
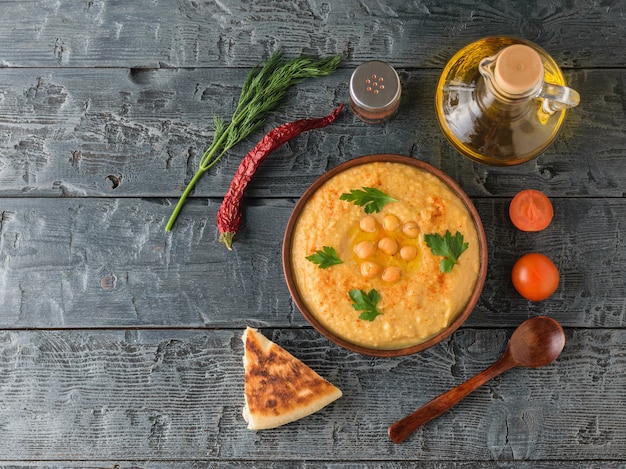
218, 103, 343, 250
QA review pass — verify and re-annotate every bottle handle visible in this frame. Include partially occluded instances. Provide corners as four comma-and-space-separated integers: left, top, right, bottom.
480, 45, 581, 113
538, 82, 580, 112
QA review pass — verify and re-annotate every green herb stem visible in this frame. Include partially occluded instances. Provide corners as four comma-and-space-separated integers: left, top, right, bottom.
165, 52, 340, 232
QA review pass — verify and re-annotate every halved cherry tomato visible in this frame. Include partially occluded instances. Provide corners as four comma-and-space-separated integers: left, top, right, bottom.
509, 189, 554, 232
512, 253, 560, 301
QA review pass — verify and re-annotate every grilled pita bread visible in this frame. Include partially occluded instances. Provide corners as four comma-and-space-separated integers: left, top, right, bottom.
242, 327, 342, 430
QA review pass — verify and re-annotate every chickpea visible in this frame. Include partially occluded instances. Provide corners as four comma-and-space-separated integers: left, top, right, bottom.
400, 244, 418, 261
359, 215, 377, 233
360, 261, 380, 279
402, 221, 420, 238
382, 266, 402, 283
354, 240, 375, 259
378, 237, 398, 256
382, 214, 400, 232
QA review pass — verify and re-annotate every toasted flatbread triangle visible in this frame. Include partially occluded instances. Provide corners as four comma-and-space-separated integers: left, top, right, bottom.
242, 327, 342, 430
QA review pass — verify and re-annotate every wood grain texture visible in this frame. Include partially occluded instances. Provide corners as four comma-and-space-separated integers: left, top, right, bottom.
0, 464, 469, 469
0, 67, 624, 198
0, 460, 623, 469
0, 463, 623, 469
0, 0, 624, 68
0, 328, 624, 462
0, 0, 624, 465
0, 197, 624, 329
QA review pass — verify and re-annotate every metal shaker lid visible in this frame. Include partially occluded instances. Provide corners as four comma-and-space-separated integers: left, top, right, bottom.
349, 60, 401, 112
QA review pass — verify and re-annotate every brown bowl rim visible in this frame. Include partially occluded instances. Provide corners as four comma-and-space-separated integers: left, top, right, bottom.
282, 154, 488, 357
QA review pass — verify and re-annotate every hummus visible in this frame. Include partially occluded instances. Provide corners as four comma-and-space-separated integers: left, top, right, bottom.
289, 161, 481, 350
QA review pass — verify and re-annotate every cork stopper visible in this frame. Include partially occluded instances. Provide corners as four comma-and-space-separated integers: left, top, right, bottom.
494, 44, 543, 96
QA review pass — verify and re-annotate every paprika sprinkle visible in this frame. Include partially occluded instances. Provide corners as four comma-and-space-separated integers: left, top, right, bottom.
218, 103, 343, 250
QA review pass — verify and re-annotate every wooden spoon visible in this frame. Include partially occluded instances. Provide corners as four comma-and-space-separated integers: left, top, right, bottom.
388, 316, 565, 443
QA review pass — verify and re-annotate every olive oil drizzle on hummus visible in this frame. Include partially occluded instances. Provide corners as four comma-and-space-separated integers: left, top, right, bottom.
293, 162, 481, 350
306, 189, 469, 324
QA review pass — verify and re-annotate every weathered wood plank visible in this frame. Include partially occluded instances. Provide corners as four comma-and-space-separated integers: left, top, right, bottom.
0, 67, 622, 198
0, 0, 622, 466
0, 0, 624, 68
0, 463, 621, 469
0, 197, 624, 329
0, 328, 624, 462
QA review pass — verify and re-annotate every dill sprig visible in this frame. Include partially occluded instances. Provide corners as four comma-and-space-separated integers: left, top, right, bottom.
165, 52, 341, 231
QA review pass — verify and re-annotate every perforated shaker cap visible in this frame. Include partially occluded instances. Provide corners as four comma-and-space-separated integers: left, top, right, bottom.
349, 60, 401, 113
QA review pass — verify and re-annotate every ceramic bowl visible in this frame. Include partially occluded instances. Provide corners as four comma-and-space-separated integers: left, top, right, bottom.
282, 154, 488, 357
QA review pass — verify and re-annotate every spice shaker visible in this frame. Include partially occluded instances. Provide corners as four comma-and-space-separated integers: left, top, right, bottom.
349, 60, 401, 124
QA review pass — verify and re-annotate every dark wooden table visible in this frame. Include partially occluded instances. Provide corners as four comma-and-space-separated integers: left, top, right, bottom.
1, 1, 625, 467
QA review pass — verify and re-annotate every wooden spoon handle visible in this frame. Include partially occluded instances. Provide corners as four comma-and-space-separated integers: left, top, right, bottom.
388, 357, 515, 443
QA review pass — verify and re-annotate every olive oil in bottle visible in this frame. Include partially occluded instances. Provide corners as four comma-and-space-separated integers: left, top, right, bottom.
435, 37, 579, 166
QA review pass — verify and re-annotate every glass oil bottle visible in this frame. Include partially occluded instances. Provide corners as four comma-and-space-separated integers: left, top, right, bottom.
435, 37, 580, 165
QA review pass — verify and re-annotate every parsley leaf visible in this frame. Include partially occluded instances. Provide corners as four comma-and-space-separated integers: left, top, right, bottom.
305, 246, 343, 269
424, 230, 469, 273
340, 187, 398, 214
349, 288, 383, 321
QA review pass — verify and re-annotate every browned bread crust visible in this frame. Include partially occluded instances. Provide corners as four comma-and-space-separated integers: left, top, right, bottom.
242, 327, 342, 430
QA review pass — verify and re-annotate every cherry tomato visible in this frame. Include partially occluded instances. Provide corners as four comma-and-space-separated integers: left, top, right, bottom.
509, 189, 554, 232
512, 253, 560, 301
